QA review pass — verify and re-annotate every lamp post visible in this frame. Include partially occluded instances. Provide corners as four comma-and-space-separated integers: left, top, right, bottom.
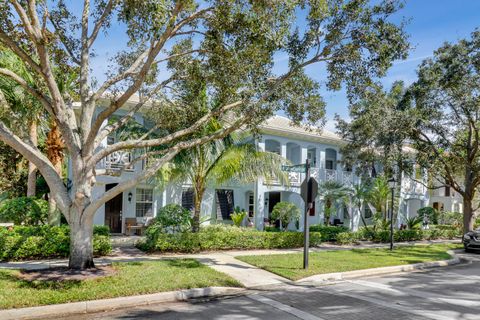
387, 177, 396, 251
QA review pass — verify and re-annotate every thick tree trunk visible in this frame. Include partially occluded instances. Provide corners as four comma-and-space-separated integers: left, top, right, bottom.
192, 186, 205, 232
26, 120, 37, 197
47, 122, 64, 225
69, 213, 95, 269
463, 197, 475, 233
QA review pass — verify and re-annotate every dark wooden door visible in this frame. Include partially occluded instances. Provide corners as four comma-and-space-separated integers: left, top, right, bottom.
268, 192, 281, 213
105, 184, 123, 233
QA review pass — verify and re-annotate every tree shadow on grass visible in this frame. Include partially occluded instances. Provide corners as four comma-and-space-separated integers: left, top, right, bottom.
165, 259, 202, 269
0, 269, 82, 290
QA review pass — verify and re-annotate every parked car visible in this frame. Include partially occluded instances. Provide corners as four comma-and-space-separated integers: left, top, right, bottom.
463, 230, 480, 252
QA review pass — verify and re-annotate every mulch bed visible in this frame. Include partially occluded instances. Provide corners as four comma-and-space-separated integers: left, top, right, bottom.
17, 266, 117, 282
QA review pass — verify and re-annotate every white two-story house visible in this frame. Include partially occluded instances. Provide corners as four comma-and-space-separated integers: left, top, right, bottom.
70, 99, 463, 234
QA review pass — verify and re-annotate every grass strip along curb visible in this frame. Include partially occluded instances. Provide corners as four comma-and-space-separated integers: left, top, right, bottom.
236, 244, 463, 281
0, 287, 246, 320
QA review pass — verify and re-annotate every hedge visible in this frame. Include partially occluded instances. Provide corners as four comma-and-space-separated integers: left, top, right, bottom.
0, 225, 112, 261
334, 226, 460, 245
138, 224, 322, 253
309, 225, 349, 241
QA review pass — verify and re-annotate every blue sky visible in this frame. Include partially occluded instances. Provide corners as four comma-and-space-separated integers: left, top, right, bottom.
317, 0, 480, 131
89, 1, 480, 132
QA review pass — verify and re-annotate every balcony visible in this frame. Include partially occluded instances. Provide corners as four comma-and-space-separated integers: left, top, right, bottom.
101, 151, 135, 173
265, 167, 356, 187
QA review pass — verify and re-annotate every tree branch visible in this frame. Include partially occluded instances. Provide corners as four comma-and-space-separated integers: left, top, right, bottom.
0, 119, 71, 213
87, 0, 117, 48
0, 67, 54, 114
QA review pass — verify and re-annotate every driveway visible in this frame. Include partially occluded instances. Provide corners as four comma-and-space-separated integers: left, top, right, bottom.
61, 251, 480, 320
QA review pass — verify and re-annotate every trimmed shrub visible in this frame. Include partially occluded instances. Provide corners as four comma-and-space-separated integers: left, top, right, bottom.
149, 204, 192, 234
0, 225, 112, 261
0, 197, 48, 225
93, 225, 110, 236
417, 207, 439, 224
139, 224, 322, 253
309, 225, 349, 241
336, 232, 358, 245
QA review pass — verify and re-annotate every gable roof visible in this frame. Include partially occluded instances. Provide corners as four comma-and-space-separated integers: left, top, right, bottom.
259, 115, 343, 145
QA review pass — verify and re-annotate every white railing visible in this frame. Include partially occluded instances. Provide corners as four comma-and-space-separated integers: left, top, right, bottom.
287, 172, 302, 185
264, 166, 357, 187
325, 169, 337, 182
103, 151, 134, 172
342, 171, 354, 186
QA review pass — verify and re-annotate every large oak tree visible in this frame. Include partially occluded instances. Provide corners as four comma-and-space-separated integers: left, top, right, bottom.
0, 0, 408, 269
409, 30, 480, 233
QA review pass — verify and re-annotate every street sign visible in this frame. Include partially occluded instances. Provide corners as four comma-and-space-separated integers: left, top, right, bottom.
281, 164, 306, 173
301, 177, 318, 204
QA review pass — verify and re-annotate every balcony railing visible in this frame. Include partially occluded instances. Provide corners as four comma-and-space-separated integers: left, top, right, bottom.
102, 151, 134, 172
264, 167, 356, 187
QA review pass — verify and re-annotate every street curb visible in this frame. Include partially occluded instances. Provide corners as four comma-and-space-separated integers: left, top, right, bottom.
0, 286, 246, 320
296, 250, 460, 283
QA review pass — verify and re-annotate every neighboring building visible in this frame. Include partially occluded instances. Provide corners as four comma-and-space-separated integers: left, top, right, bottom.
68, 101, 463, 233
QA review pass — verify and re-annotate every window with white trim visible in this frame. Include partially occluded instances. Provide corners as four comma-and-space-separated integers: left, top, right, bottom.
136, 188, 153, 217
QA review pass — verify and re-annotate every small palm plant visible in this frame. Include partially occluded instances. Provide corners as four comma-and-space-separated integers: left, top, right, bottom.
270, 202, 300, 231
166, 124, 288, 232
405, 216, 423, 230
318, 181, 350, 225
230, 206, 247, 227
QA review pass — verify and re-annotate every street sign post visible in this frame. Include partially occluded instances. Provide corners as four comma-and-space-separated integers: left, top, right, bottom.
299, 159, 318, 269
282, 160, 317, 269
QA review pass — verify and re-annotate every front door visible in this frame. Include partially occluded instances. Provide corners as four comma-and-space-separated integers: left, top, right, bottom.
268, 192, 281, 214
105, 184, 123, 233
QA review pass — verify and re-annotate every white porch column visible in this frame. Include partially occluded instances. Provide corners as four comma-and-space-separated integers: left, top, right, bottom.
300, 146, 308, 163
280, 143, 287, 159
258, 139, 265, 152
254, 181, 265, 230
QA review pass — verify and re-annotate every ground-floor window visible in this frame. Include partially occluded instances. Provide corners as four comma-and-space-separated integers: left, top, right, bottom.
136, 188, 153, 217
364, 205, 373, 219
181, 188, 194, 212
216, 189, 235, 220
248, 192, 254, 218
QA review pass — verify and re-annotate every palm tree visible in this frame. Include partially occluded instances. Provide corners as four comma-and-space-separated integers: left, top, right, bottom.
167, 129, 288, 232
345, 183, 370, 231
318, 181, 350, 226
0, 49, 42, 198
366, 175, 390, 220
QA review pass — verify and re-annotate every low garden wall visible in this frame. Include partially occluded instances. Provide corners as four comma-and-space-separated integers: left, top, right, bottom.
0, 225, 112, 261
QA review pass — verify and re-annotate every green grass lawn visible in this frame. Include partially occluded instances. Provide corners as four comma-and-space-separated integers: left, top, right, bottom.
0, 259, 241, 309
236, 244, 462, 281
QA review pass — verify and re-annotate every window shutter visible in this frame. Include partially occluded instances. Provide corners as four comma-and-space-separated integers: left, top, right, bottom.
216, 189, 235, 220
181, 188, 194, 212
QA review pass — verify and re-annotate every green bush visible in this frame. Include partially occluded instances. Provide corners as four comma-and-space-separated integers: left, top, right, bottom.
0, 225, 111, 261
139, 224, 321, 253
150, 204, 192, 234
93, 225, 110, 236
265, 226, 280, 232
417, 207, 439, 224
309, 225, 349, 241
270, 202, 300, 231
0, 197, 49, 225
336, 231, 358, 245
230, 207, 247, 227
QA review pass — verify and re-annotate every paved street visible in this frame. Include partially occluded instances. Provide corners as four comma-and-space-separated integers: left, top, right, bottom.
62, 252, 480, 320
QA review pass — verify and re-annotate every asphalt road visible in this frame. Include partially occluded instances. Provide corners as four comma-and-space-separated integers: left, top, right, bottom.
64, 251, 480, 320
